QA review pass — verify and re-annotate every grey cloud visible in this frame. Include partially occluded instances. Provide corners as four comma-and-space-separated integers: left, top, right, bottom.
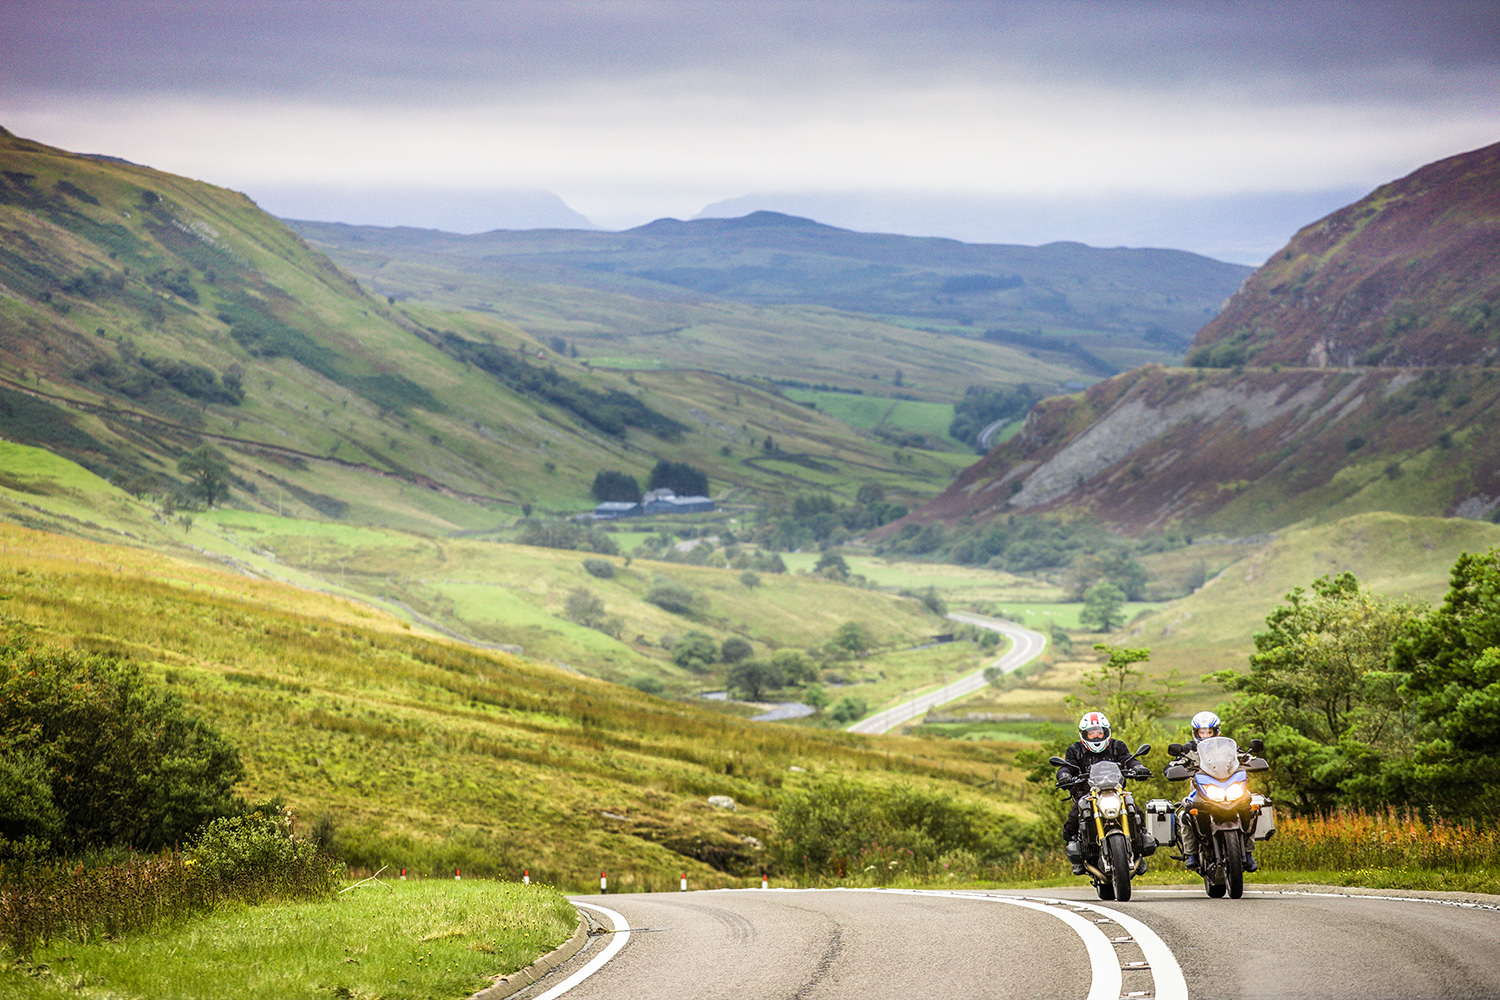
5, 0, 1497, 104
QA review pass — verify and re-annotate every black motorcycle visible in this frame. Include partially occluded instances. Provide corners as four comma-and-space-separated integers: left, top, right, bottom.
1163, 736, 1272, 899
1051, 744, 1156, 901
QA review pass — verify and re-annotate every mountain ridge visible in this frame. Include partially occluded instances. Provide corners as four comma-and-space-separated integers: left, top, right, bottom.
893, 141, 1500, 537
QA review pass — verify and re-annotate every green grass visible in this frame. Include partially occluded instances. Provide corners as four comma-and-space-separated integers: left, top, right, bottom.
0, 881, 577, 1000
780, 389, 964, 448
0, 522, 1042, 893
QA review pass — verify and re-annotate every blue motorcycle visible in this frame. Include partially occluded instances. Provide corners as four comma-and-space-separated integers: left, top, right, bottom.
1163, 736, 1273, 899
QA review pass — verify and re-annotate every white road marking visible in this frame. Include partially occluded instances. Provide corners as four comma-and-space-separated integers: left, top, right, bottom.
530, 901, 630, 1000
870, 888, 1188, 1000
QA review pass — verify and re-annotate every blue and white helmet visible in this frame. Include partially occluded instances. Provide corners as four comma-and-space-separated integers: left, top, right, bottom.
1078, 711, 1111, 753
1191, 710, 1221, 740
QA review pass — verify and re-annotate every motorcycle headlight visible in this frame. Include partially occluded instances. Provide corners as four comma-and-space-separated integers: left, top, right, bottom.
1096, 792, 1122, 818
1224, 781, 1246, 801
1201, 784, 1228, 803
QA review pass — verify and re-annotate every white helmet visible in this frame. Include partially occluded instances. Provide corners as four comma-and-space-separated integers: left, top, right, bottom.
1078, 711, 1111, 753
1191, 710, 1221, 740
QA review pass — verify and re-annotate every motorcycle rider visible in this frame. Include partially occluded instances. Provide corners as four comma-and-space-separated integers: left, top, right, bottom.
1058, 711, 1151, 875
1173, 710, 1258, 872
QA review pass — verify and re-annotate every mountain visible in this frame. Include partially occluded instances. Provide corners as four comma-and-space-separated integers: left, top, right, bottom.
289, 211, 1253, 378
693, 189, 1369, 266
0, 127, 958, 530
897, 142, 1500, 537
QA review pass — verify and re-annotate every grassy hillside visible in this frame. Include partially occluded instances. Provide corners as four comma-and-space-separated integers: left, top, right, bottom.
0, 520, 1038, 890
289, 213, 1251, 377
0, 128, 1014, 533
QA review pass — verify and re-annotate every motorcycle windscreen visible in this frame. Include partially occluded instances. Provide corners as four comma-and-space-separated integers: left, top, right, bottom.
1196, 736, 1241, 779
1088, 760, 1124, 789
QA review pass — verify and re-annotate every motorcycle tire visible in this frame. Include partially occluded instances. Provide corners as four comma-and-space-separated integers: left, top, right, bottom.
1106, 834, 1133, 902
1221, 831, 1244, 899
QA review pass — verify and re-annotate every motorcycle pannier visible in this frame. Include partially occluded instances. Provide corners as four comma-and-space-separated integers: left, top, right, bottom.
1143, 798, 1175, 845
1251, 793, 1276, 841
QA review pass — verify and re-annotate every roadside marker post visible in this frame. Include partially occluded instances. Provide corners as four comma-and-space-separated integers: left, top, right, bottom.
523, 869, 530, 885
680, 873, 687, 892
601, 870, 608, 894
399, 867, 407, 880
455, 868, 462, 880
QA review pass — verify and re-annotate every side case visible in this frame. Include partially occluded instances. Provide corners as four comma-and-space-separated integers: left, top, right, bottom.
1250, 794, 1276, 841
1144, 798, 1176, 845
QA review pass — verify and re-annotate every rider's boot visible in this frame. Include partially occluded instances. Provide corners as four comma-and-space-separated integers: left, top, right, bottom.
1244, 845, 1258, 872
1182, 853, 1198, 870
1065, 840, 1086, 875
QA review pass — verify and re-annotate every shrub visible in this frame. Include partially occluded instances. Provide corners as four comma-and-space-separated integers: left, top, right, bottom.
187, 806, 340, 899
582, 557, 616, 579
626, 675, 666, 696
0, 629, 244, 853
646, 579, 697, 615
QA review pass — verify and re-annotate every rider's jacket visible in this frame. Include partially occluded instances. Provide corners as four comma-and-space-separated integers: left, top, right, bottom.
1058, 738, 1146, 799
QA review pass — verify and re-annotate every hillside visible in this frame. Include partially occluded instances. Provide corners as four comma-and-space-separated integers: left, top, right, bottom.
1190, 141, 1500, 368
0, 520, 1036, 887
895, 142, 1500, 537
288, 212, 1253, 380
0, 127, 1015, 527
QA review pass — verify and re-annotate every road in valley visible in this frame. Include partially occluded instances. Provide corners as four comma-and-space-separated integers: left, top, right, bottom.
512, 884, 1500, 1000
845, 612, 1048, 735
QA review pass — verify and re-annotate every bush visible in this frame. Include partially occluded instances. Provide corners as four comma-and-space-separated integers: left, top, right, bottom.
646, 579, 697, 615
671, 631, 719, 671
770, 780, 1031, 877
0, 629, 244, 853
582, 557, 616, 579
188, 806, 340, 899
829, 696, 868, 723
626, 676, 665, 696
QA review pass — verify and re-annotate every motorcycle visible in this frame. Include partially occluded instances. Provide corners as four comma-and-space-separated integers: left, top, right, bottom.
1161, 735, 1273, 899
1050, 744, 1156, 901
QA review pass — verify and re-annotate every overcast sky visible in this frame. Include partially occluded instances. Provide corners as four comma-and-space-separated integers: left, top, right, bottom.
4, 1, 1498, 261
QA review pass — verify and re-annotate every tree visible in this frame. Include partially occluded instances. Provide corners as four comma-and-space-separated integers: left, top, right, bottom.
1068, 645, 1176, 741
771, 649, 818, 685
1212, 572, 1424, 815
728, 658, 785, 701
1389, 550, 1500, 817
720, 636, 754, 664
671, 631, 719, 672
177, 444, 232, 507
830, 620, 874, 658
564, 588, 606, 628
591, 470, 641, 503
829, 696, 868, 723
0, 631, 244, 853
648, 460, 708, 497
802, 684, 831, 713
1079, 581, 1126, 632
814, 551, 849, 581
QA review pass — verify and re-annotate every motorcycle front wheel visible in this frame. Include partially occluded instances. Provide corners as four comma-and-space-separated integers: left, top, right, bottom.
1220, 830, 1244, 898
1106, 834, 1133, 902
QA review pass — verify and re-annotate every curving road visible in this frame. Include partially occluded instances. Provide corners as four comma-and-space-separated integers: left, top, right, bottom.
845, 612, 1048, 735
513, 884, 1500, 1000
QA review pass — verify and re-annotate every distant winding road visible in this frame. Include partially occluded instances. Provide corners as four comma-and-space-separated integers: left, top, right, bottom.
844, 611, 1047, 735
515, 884, 1500, 1000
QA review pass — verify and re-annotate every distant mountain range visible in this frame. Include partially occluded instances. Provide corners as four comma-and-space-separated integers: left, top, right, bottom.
289, 211, 1253, 377
898, 141, 1500, 537
693, 189, 1370, 267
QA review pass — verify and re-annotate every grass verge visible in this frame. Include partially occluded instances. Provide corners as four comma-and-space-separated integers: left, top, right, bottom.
0, 880, 577, 1000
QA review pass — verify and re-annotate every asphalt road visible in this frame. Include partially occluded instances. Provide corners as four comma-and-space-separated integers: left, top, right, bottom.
513, 884, 1500, 1000
845, 612, 1048, 735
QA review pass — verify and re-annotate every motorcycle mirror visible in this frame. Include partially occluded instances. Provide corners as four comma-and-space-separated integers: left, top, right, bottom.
1049, 755, 1068, 767
1167, 742, 1184, 756
1133, 743, 1151, 758
1249, 738, 1265, 753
